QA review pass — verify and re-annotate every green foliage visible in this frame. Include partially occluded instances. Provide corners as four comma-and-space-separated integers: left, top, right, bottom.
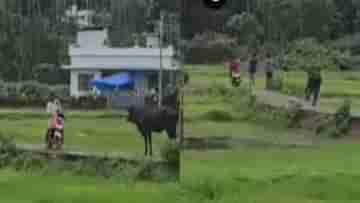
202, 110, 234, 122
160, 141, 180, 166
109, 0, 148, 47
0, 10, 70, 82
0, 81, 108, 109
183, 178, 224, 201
330, 33, 360, 54
282, 80, 305, 97
316, 99, 352, 138
268, 71, 284, 91
208, 83, 233, 98
286, 100, 305, 128
0, 134, 18, 168
186, 32, 237, 64
226, 12, 264, 48
332, 99, 352, 138
0, 81, 68, 99
0, 147, 172, 182
283, 38, 340, 72
189, 31, 235, 49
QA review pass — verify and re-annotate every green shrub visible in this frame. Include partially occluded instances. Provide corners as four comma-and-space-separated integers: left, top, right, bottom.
316, 100, 352, 138
5, 83, 21, 97
344, 74, 360, 81
283, 38, 340, 72
287, 104, 305, 128
0, 134, 17, 155
185, 178, 224, 201
268, 72, 284, 91
186, 47, 229, 64
134, 159, 157, 181
0, 80, 6, 96
332, 99, 352, 138
208, 83, 233, 97
160, 141, 180, 166
282, 81, 305, 97
226, 83, 256, 112
186, 31, 236, 63
50, 85, 70, 98
12, 152, 46, 172
0, 81, 70, 105
19, 81, 45, 99
0, 134, 18, 168
202, 110, 234, 122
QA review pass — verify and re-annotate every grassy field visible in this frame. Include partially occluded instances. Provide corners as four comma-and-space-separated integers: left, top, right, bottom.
181, 65, 360, 202
185, 64, 360, 113
0, 65, 360, 202
0, 169, 182, 203
0, 111, 169, 156
182, 144, 360, 202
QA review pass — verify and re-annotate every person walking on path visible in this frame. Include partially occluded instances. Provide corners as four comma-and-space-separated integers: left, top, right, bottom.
228, 57, 241, 87
265, 53, 275, 90
249, 53, 258, 87
305, 67, 322, 107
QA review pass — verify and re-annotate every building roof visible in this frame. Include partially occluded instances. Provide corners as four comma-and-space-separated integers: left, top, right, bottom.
63, 47, 178, 70
69, 47, 174, 57
64, 29, 178, 71
63, 63, 179, 71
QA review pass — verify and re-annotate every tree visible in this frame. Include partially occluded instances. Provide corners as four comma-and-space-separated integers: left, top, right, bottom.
109, 0, 148, 47
0, 3, 69, 83
226, 12, 264, 48
283, 38, 340, 73
301, 0, 336, 41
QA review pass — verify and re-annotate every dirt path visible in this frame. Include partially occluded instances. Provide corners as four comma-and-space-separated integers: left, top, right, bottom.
16, 144, 164, 162
256, 90, 323, 113
256, 90, 360, 136
183, 136, 321, 151
256, 90, 360, 116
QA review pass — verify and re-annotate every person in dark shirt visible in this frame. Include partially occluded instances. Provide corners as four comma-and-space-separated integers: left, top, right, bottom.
305, 67, 322, 107
265, 52, 275, 89
249, 53, 258, 86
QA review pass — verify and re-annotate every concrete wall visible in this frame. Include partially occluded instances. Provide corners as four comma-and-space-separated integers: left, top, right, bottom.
76, 29, 107, 48
66, 47, 178, 71
70, 70, 101, 97
69, 69, 177, 109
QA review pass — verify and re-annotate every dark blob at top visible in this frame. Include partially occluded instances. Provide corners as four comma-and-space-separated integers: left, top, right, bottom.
203, 0, 227, 10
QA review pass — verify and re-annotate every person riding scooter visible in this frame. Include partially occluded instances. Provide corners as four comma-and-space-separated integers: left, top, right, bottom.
46, 109, 65, 149
229, 57, 241, 87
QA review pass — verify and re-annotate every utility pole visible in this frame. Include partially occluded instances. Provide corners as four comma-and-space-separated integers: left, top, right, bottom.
158, 11, 164, 107
179, 0, 185, 146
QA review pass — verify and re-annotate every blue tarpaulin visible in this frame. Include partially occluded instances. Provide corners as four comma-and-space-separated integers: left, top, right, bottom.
90, 72, 134, 91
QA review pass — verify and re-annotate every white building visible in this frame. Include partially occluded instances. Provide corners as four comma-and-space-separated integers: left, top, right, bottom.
145, 33, 160, 48
62, 27, 179, 107
65, 5, 96, 29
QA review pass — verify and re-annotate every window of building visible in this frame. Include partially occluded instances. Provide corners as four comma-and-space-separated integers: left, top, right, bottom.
78, 73, 94, 92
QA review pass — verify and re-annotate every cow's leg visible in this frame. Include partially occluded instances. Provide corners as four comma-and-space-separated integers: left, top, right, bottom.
140, 128, 148, 156
143, 134, 148, 156
166, 125, 177, 140
149, 132, 153, 156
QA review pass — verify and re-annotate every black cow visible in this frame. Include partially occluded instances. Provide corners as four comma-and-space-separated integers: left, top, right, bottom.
127, 105, 178, 156
145, 88, 179, 110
